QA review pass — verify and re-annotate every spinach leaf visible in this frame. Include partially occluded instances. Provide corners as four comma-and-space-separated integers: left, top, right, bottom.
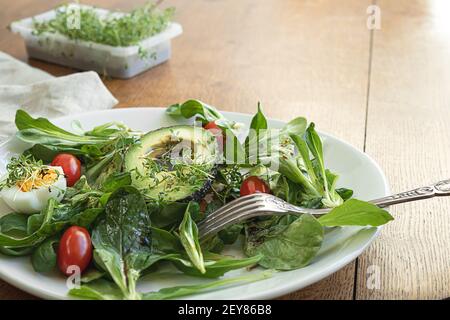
245, 214, 323, 270
91, 186, 152, 300
0, 213, 28, 237
218, 224, 243, 245
200, 235, 225, 254
24, 144, 60, 163
0, 246, 33, 256
151, 227, 183, 253
336, 188, 354, 201
318, 199, 394, 227
179, 203, 205, 274
148, 201, 197, 228
142, 270, 273, 300
31, 237, 59, 273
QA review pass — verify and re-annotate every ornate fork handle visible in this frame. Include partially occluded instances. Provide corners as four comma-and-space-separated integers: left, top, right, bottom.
262, 179, 450, 214
370, 179, 450, 208
198, 179, 450, 239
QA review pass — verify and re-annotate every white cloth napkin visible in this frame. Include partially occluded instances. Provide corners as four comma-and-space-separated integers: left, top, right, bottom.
0, 51, 118, 141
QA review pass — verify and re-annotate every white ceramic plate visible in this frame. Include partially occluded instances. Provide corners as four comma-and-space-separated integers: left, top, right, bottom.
0, 108, 389, 300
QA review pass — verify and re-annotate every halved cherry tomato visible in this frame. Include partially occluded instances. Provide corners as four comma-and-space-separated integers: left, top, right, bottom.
58, 226, 92, 276
240, 176, 271, 196
204, 121, 224, 151
51, 153, 81, 187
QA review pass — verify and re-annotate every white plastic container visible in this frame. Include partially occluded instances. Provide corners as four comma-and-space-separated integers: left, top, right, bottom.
10, 4, 183, 78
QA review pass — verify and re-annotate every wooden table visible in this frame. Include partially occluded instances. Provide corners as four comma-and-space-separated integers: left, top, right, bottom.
0, 0, 449, 300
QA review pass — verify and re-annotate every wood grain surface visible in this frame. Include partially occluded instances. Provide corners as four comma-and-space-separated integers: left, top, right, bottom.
355, 0, 450, 300
0, 0, 448, 300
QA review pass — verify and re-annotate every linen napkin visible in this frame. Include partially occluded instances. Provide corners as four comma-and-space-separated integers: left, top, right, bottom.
0, 51, 118, 141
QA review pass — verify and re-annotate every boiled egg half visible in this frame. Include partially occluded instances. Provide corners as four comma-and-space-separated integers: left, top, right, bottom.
1, 166, 67, 214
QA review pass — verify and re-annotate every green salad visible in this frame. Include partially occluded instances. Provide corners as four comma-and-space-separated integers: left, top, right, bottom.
0, 100, 393, 300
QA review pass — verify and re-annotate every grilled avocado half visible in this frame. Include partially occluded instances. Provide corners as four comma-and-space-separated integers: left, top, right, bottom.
125, 125, 219, 202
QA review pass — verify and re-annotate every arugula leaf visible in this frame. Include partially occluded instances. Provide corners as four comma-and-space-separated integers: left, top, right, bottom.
245, 214, 323, 270
70, 270, 273, 300
168, 254, 262, 278
167, 100, 229, 125
69, 278, 124, 300
100, 172, 132, 193
142, 270, 273, 300
91, 186, 152, 300
245, 103, 269, 163
249, 103, 268, 131
289, 134, 321, 190
305, 123, 343, 207
179, 203, 205, 274
318, 199, 394, 227
80, 269, 105, 283
284, 117, 307, 136
15, 110, 109, 146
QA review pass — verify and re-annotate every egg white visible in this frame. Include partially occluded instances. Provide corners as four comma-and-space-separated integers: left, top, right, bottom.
0, 166, 67, 214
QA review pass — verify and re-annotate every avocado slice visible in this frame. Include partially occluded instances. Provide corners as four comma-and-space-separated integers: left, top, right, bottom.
125, 125, 219, 202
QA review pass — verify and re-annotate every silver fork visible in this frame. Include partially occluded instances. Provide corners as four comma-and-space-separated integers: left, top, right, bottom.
198, 178, 450, 240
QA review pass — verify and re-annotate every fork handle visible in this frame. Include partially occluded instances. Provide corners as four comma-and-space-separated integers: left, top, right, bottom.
369, 179, 450, 208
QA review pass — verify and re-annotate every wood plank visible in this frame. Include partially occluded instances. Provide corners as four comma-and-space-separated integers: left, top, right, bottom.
356, 0, 450, 300
0, 0, 373, 299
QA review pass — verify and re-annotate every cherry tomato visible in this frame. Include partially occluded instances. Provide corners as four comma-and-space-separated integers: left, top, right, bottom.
58, 226, 92, 276
204, 121, 224, 151
240, 176, 271, 196
51, 153, 81, 187
204, 121, 221, 131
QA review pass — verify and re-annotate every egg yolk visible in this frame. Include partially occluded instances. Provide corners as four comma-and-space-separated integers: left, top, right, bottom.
17, 169, 60, 192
